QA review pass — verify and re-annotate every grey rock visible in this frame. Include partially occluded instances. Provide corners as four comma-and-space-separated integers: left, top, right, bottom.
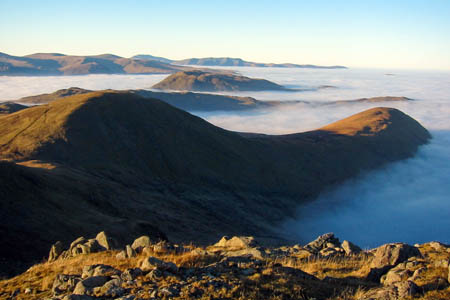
370, 243, 422, 269
116, 250, 127, 260
70, 237, 87, 251
99, 278, 124, 297
341, 240, 362, 255
52, 274, 81, 295
48, 241, 63, 262
213, 236, 257, 250
82, 264, 120, 278
319, 247, 344, 257
95, 231, 113, 250
304, 233, 340, 253
141, 256, 178, 273
131, 236, 152, 252
121, 268, 143, 281
62, 295, 95, 300
126, 244, 136, 258
381, 268, 413, 285
80, 276, 109, 288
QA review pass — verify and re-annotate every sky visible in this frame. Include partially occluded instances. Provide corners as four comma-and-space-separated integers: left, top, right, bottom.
1, 0, 449, 70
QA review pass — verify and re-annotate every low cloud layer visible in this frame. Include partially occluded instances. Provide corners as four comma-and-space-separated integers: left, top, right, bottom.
0, 67, 449, 247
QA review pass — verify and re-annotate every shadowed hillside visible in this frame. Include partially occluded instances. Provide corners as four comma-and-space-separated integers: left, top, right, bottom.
0, 91, 430, 276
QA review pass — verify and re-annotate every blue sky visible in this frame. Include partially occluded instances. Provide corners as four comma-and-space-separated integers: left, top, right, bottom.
1, 0, 449, 69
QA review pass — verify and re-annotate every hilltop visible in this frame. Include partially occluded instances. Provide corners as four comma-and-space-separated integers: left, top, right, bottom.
172, 57, 347, 69
132, 54, 347, 69
152, 70, 290, 92
0, 52, 187, 75
0, 90, 430, 277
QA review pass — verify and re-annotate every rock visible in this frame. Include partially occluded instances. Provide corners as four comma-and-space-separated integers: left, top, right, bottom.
126, 245, 136, 258
80, 276, 109, 288
48, 241, 63, 262
213, 236, 257, 250
434, 259, 450, 268
114, 296, 135, 300
62, 295, 95, 300
319, 247, 344, 257
98, 278, 124, 298
360, 280, 419, 300
24, 288, 32, 294
341, 240, 361, 255
70, 237, 87, 251
52, 274, 81, 295
381, 267, 413, 285
141, 256, 178, 273
146, 268, 163, 280
429, 241, 449, 252
395, 280, 419, 298
304, 233, 340, 254
116, 250, 127, 260
367, 243, 421, 282
95, 231, 114, 250
370, 243, 421, 269
159, 286, 180, 297
223, 247, 265, 259
121, 268, 142, 281
73, 281, 89, 295
131, 236, 152, 252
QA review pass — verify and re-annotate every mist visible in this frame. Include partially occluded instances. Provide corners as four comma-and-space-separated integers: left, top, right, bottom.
0, 67, 449, 248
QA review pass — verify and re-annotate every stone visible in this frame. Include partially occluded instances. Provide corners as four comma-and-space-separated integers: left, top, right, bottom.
131, 236, 152, 252
381, 267, 413, 285
370, 243, 422, 269
141, 256, 178, 273
99, 278, 124, 297
62, 295, 95, 300
82, 264, 120, 279
146, 268, 163, 280
223, 247, 265, 259
73, 281, 89, 295
360, 280, 419, 300
95, 231, 114, 250
126, 244, 136, 258
213, 236, 257, 250
429, 241, 449, 252
52, 274, 81, 295
341, 240, 362, 255
121, 268, 143, 281
70, 237, 87, 251
319, 247, 344, 257
304, 233, 340, 254
80, 276, 109, 288
116, 250, 127, 260
48, 241, 64, 262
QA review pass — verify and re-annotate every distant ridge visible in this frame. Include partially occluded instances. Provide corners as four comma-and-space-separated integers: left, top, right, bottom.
0, 52, 188, 75
132, 54, 347, 69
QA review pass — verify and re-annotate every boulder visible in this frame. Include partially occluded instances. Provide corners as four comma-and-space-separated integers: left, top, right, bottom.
370, 243, 422, 270
213, 236, 257, 250
82, 264, 120, 278
48, 241, 64, 262
70, 237, 87, 251
131, 236, 152, 252
341, 240, 361, 255
52, 274, 81, 295
98, 278, 124, 298
121, 268, 142, 281
62, 295, 95, 300
126, 245, 137, 258
95, 231, 115, 250
381, 267, 413, 285
360, 280, 419, 300
319, 247, 344, 257
304, 233, 340, 254
141, 256, 178, 273
116, 250, 127, 260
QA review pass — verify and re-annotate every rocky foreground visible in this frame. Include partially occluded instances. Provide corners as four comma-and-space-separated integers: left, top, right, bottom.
1, 232, 449, 300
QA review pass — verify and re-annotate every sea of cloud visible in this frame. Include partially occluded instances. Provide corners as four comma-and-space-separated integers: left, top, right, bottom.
0, 67, 449, 247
